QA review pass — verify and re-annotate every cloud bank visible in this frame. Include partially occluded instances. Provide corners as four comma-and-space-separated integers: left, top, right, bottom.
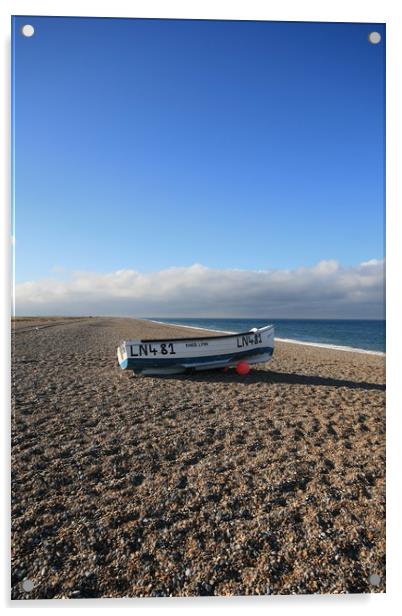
15, 259, 385, 319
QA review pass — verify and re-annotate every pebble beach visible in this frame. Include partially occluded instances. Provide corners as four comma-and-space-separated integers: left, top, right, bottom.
11, 317, 386, 599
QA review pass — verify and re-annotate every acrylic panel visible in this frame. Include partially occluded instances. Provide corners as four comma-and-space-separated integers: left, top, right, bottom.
11, 16, 385, 599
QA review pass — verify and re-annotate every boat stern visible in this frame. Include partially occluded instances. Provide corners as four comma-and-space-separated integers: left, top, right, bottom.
117, 342, 129, 369
266, 325, 275, 351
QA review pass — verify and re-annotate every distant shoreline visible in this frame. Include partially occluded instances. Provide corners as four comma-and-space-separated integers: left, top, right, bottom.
11, 315, 385, 356
147, 318, 386, 357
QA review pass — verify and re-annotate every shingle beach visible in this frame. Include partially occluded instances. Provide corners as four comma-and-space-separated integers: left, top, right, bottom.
11, 317, 385, 599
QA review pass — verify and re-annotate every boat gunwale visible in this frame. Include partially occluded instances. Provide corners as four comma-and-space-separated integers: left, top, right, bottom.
124, 325, 274, 345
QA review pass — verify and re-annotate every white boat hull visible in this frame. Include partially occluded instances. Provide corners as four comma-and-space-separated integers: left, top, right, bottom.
117, 325, 274, 375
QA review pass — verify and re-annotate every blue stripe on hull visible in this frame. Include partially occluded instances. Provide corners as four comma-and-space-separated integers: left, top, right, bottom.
119, 346, 274, 372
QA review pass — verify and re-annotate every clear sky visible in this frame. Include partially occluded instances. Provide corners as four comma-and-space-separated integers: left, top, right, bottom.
12, 17, 385, 317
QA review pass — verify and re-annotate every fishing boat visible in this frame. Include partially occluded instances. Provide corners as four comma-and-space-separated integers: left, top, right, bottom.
117, 324, 274, 375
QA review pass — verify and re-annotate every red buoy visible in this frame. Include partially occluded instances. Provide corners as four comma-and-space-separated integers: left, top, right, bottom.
235, 360, 250, 376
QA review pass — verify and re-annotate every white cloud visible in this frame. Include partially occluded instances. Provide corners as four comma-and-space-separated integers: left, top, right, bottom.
15, 259, 385, 318
360, 259, 381, 267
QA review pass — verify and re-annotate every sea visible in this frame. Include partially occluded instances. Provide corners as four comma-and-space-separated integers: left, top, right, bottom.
146, 318, 385, 354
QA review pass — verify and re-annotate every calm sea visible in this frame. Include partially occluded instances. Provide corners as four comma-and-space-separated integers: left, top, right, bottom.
146, 318, 385, 353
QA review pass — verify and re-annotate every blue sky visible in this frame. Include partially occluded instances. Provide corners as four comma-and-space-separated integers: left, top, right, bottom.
12, 17, 385, 317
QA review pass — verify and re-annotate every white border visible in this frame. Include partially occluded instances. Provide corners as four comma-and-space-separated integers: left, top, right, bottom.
2, 1, 401, 614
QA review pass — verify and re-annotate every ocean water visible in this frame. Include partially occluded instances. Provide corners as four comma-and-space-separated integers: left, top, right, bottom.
146, 318, 385, 353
